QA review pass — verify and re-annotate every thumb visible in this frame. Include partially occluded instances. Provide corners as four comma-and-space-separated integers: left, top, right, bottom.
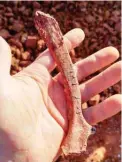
0, 36, 11, 77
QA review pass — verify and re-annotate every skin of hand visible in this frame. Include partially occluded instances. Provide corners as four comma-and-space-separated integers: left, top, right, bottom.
0, 28, 121, 162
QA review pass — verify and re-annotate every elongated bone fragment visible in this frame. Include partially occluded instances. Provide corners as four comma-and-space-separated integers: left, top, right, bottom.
34, 11, 92, 157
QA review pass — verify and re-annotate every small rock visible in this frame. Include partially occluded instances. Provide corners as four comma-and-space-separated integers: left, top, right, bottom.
23, 8, 31, 16
113, 84, 120, 93
21, 33, 28, 44
86, 15, 95, 23
115, 22, 120, 32
11, 57, 20, 71
84, 28, 90, 36
14, 32, 23, 40
11, 21, 24, 32
37, 39, 45, 50
73, 21, 81, 28
112, 10, 120, 17
88, 94, 100, 106
8, 17, 14, 24
18, 6, 26, 13
16, 48, 21, 59
9, 38, 22, 48
21, 51, 31, 60
11, 57, 17, 67
82, 102, 88, 109
104, 10, 110, 19
6, 7, 12, 13
11, 46, 17, 55
103, 23, 114, 34
18, 66, 23, 72
80, 8, 86, 12
55, 3, 65, 11
11, 46, 21, 59
33, 1, 41, 9
0, 29, 11, 39
5, 12, 14, 17
25, 36, 37, 49
11, 70, 17, 75
19, 60, 32, 67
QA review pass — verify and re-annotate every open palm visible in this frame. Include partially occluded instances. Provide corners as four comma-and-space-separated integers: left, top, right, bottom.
0, 29, 121, 162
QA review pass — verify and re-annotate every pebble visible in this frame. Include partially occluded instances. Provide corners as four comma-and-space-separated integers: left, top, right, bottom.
9, 38, 22, 48
115, 22, 121, 32
0, 29, 11, 39
21, 51, 31, 60
88, 94, 100, 106
82, 102, 88, 109
113, 84, 120, 93
11, 21, 24, 32
86, 15, 95, 23
19, 60, 31, 67
37, 39, 45, 50
33, 1, 41, 9
25, 36, 38, 49
21, 33, 28, 44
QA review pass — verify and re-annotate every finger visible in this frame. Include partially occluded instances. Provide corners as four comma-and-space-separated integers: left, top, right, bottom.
80, 61, 121, 102
83, 94, 121, 125
56, 46, 119, 83
76, 46, 119, 81
33, 28, 85, 71
0, 36, 11, 76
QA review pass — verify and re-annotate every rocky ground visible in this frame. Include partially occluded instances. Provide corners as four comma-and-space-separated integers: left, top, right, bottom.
0, 1, 121, 162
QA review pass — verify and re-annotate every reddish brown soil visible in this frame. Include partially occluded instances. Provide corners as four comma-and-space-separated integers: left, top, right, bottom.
0, 1, 121, 162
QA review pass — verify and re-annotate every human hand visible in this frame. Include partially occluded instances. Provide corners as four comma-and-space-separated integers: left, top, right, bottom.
0, 29, 121, 162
